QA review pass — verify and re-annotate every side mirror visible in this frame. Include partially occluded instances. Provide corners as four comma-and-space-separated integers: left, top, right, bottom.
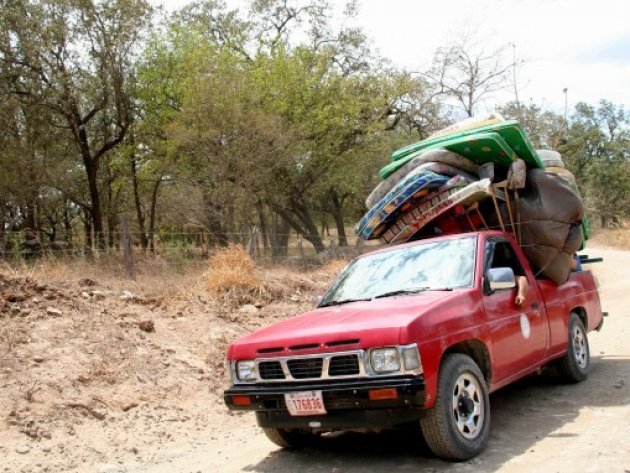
486, 267, 516, 292
313, 295, 323, 307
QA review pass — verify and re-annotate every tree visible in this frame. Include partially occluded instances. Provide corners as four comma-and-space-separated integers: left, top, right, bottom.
560, 101, 630, 227
0, 0, 153, 248
425, 34, 513, 117
499, 101, 564, 149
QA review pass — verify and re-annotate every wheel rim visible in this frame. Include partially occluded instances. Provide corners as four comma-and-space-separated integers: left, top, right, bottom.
452, 372, 484, 439
572, 324, 588, 369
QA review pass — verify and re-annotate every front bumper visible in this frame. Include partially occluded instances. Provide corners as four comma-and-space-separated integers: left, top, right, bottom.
224, 375, 426, 429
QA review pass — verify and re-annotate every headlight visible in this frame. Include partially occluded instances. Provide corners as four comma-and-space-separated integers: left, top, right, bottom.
236, 360, 257, 381
370, 348, 401, 373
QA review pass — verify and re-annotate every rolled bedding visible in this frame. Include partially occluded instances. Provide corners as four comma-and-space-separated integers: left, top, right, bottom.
355, 170, 450, 240
365, 157, 477, 209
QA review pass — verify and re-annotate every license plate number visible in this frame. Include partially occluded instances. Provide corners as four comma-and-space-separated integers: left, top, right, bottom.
284, 391, 326, 416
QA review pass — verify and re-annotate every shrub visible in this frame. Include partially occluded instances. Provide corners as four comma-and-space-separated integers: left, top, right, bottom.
206, 245, 266, 305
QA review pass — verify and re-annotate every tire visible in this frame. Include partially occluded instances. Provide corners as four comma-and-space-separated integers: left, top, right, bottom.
557, 313, 590, 382
420, 354, 490, 460
262, 428, 317, 449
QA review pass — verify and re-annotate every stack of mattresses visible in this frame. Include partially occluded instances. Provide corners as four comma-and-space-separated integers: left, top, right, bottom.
355, 115, 589, 284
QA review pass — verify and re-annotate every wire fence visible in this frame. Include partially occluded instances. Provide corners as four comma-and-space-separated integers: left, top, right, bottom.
0, 213, 605, 277
0, 226, 377, 273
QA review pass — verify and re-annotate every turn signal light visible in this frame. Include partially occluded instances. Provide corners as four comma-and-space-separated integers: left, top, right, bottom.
368, 388, 398, 401
231, 395, 251, 406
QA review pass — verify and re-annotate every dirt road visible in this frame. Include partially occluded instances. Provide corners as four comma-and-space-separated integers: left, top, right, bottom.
1, 247, 628, 473
136, 246, 630, 473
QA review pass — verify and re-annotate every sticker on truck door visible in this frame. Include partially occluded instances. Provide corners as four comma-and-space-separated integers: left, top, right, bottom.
520, 313, 531, 339
285, 391, 327, 416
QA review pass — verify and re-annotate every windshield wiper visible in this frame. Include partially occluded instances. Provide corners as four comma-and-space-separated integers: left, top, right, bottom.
320, 287, 454, 306
318, 297, 373, 308
374, 286, 453, 299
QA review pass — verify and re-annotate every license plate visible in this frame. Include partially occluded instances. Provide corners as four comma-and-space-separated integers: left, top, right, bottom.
284, 390, 327, 416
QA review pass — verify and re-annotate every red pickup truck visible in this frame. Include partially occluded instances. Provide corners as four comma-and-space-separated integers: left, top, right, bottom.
223, 231, 604, 460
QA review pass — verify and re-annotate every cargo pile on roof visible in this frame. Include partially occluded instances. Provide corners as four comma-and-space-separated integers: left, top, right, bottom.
354, 113, 590, 284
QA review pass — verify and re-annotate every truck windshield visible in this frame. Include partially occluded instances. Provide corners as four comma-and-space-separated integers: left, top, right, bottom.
320, 237, 476, 306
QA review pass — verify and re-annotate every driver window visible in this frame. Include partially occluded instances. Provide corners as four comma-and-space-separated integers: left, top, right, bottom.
489, 241, 524, 277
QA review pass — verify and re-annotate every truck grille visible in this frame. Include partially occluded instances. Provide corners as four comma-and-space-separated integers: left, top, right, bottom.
328, 354, 360, 376
287, 358, 323, 379
250, 350, 366, 383
258, 361, 285, 380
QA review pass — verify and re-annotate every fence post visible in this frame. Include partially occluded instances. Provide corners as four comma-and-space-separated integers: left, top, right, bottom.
120, 218, 135, 280
297, 236, 306, 270
247, 226, 258, 260
330, 235, 337, 259
0, 226, 5, 260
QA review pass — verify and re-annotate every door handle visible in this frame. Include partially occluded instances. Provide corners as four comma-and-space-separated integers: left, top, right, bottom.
530, 301, 541, 317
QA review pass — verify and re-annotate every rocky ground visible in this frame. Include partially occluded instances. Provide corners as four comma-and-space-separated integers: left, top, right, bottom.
0, 244, 628, 473
0, 257, 339, 473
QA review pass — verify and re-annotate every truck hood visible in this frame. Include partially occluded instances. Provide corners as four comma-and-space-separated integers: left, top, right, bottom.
228, 289, 476, 360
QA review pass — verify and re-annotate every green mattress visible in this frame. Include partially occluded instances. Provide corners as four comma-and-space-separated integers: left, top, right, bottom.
391, 120, 543, 169
380, 132, 519, 179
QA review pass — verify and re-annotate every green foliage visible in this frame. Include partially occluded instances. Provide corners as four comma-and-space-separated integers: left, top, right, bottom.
559, 101, 630, 226
499, 101, 565, 149
0, 0, 627, 257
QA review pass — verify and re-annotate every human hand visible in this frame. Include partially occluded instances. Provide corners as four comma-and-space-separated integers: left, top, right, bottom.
515, 295, 525, 306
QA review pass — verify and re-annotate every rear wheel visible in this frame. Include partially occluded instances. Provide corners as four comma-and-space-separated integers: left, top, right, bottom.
420, 354, 490, 460
557, 312, 590, 382
262, 427, 317, 448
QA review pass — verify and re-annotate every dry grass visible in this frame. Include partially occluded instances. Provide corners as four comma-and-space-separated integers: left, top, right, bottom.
205, 245, 267, 305
203, 246, 347, 306
0, 245, 350, 309
4, 254, 206, 297
320, 259, 349, 276
589, 228, 630, 251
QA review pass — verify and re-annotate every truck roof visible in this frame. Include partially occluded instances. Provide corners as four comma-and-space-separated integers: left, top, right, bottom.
358, 230, 514, 259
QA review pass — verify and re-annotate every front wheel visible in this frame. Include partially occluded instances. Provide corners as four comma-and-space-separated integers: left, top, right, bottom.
556, 312, 590, 382
262, 427, 317, 449
420, 354, 490, 460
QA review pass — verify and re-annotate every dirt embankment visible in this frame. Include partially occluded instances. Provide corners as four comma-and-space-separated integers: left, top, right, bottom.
0, 258, 340, 473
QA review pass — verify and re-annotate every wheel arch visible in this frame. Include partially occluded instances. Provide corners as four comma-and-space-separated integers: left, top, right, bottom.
442, 339, 492, 386
570, 306, 587, 329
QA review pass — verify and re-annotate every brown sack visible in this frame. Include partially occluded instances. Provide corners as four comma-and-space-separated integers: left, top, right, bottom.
506, 169, 584, 285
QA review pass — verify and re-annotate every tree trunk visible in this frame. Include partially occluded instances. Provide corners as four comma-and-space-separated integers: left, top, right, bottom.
271, 200, 325, 253
130, 150, 149, 250
330, 190, 348, 247
107, 213, 117, 250
84, 209, 93, 252
202, 191, 228, 247
256, 200, 269, 254
292, 201, 325, 253
0, 211, 5, 258
63, 205, 73, 247
84, 157, 105, 249
271, 214, 290, 257
148, 177, 162, 254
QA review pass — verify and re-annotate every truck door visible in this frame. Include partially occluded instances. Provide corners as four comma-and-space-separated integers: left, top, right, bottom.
482, 239, 548, 382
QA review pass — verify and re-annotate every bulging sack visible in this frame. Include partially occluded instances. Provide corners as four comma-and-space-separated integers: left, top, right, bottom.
505, 169, 584, 284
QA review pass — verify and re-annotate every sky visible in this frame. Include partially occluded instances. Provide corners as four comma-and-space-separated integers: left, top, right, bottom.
154, 0, 630, 114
